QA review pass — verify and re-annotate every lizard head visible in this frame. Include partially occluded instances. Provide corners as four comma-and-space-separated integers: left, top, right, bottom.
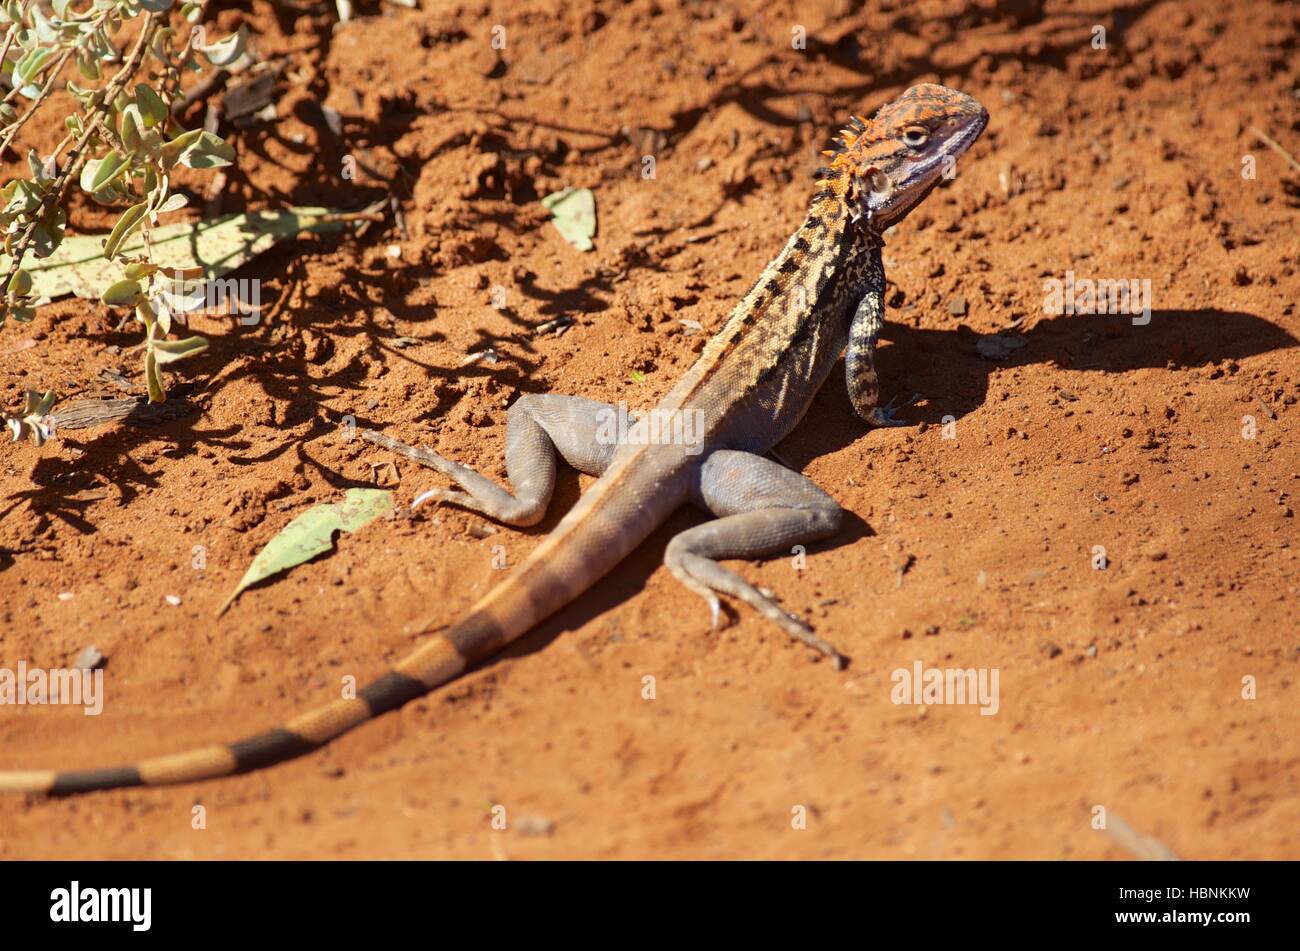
823, 84, 988, 231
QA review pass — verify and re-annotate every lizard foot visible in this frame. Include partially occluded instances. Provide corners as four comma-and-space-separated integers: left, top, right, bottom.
670, 552, 845, 668
866, 392, 921, 428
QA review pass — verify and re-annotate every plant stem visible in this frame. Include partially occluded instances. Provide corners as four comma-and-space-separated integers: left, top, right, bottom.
0, 47, 74, 157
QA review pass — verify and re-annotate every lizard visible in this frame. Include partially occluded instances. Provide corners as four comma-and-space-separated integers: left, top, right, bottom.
0, 83, 988, 795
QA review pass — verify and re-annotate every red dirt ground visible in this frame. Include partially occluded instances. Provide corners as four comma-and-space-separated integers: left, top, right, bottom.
1, 0, 1297, 858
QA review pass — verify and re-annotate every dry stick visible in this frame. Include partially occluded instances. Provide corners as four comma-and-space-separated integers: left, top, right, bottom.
311, 209, 386, 225
48, 395, 193, 431
1249, 126, 1300, 175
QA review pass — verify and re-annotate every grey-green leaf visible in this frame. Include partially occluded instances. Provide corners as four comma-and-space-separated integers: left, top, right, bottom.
135, 84, 167, 127
100, 278, 142, 306
81, 152, 129, 193
155, 193, 188, 214
197, 26, 247, 67
218, 489, 393, 614
178, 130, 235, 170
148, 335, 208, 364
540, 187, 596, 251
103, 202, 147, 259
8, 268, 33, 297
0, 206, 353, 300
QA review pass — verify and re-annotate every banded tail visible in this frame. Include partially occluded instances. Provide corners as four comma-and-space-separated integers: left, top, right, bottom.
0, 452, 675, 795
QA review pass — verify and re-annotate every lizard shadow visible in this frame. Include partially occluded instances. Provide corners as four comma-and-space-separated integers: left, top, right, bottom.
782, 307, 1297, 464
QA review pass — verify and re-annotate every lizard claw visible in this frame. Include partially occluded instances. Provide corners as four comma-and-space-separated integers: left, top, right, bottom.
411, 487, 471, 511
867, 392, 921, 428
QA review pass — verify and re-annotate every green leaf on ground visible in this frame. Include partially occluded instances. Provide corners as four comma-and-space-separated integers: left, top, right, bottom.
541, 187, 596, 251
0, 207, 353, 300
218, 488, 393, 615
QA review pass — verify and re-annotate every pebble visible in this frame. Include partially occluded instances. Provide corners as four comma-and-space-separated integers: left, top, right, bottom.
72, 645, 105, 670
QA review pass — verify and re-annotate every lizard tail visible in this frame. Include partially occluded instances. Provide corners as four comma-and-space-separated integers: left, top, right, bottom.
0, 613, 499, 795
0, 455, 672, 795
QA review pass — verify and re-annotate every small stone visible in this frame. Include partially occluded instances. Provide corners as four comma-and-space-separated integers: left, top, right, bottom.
975, 332, 1027, 361
947, 295, 967, 316
72, 645, 105, 670
515, 816, 555, 837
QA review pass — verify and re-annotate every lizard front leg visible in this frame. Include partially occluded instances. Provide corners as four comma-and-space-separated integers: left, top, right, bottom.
664, 450, 845, 667
845, 246, 919, 427
410, 393, 617, 526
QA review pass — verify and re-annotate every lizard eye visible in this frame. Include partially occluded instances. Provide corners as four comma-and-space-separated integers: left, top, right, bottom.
902, 126, 929, 148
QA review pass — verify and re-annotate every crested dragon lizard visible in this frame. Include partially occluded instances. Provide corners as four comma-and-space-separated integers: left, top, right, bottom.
0, 84, 988, 795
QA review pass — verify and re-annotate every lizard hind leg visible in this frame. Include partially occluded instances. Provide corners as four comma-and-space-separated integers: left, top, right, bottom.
409, 393, 618, 527
664, 450, 846, 667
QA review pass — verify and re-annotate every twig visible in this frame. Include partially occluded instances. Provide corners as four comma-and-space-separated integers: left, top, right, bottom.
0, 25, 18, 79
159, 0, 212, 113
313, 209, 386, 226
49, 129, 74, 163
1249, 126, 1300, 175
48, 395, 193, 432
0, 47, 74, 156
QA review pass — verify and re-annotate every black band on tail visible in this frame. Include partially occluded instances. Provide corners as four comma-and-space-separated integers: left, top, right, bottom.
229, 729, 319, 773
359, 671, 427, 715
50, 766, 144, 796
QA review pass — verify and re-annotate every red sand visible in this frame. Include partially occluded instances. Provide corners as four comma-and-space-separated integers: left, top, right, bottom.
1, 0, 1297, 858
